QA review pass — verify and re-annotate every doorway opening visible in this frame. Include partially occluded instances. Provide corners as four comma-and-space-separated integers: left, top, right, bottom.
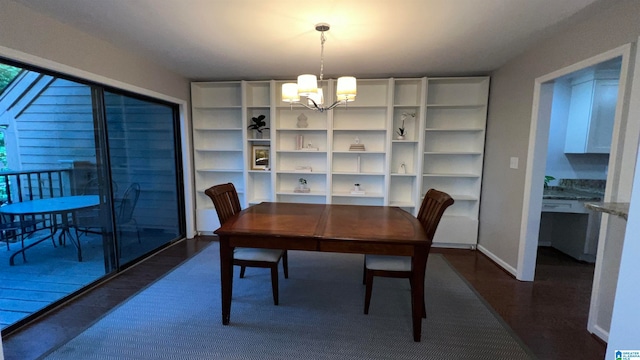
538, 57, 621, 263
518, 45, 631, 282
517, 44, 632, 341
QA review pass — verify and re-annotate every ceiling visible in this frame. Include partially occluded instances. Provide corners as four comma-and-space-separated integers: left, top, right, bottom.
12, 0, 602, 81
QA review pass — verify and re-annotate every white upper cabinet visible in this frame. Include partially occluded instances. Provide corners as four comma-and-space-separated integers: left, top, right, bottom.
564, 71, 619, 154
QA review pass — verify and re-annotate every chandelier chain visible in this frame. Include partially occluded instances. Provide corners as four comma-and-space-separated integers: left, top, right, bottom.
319, 31, 326, 82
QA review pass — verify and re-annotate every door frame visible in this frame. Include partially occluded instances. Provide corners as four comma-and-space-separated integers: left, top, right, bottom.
517, 43, 633, 281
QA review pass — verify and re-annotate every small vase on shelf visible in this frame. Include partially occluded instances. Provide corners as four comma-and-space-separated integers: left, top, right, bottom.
296, 113, 308, 128
294, 178, 310, 193
396, 113, 413, 140
351, 183, 365, 195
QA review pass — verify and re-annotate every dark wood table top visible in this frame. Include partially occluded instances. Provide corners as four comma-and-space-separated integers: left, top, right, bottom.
215, 202, 429, 255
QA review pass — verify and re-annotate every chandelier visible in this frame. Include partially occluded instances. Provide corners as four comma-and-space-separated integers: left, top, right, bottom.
281, 23, 357, 112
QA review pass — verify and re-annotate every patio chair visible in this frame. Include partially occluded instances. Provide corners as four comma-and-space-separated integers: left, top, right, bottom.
363, 188, 454, 316
0, 212, 51, 262
205, 182, 288, 305
73, 182, 140, 259
74, 177, 118, 236
117, 182, 141, 243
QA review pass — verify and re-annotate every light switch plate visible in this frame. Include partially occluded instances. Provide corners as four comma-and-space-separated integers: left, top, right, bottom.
510, 157, 519, 169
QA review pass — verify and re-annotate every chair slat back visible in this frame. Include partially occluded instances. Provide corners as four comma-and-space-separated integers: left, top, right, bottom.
205, 183, 242, 225
118, 183, 141, 223
416, 188, 455, 241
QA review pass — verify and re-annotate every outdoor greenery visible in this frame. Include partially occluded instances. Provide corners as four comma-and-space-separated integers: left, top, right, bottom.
0, 132, 6, 169
0, 63, 22, 95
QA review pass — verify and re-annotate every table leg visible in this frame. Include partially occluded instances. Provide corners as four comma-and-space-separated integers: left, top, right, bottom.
58, 212, 83, 262
9, 221, 57, 266
219, 236, 233, 325
411, 249, 428, 342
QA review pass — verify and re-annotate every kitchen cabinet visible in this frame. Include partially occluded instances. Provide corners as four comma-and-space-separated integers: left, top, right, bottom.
540, 197, 601, 262
564, 73, 619, 154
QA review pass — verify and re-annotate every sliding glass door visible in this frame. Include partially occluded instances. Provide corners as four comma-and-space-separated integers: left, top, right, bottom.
103, 91, 183, 265
0, 60, 184, 333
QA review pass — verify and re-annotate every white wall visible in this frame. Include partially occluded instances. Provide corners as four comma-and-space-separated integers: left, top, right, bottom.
479, 0, 640, 267
0, 0, 189, 101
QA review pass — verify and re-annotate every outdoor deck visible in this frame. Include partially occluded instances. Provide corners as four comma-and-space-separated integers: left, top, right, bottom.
0, 227, 146, 331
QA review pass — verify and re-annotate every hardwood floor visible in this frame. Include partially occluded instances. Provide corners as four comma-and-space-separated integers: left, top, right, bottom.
433, 245, 606, 359
2, 237, 605, 360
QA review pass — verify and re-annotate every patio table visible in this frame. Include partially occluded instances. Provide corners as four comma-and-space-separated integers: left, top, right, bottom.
0, 195, 100, 265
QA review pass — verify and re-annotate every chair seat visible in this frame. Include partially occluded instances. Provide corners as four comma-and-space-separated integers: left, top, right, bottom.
0, 218, 43, 231
363, 189, 454, 316
207, 183, 288, 306
234, 247, 284, 262
365, 255, 411, 272
0, 221, 26, 231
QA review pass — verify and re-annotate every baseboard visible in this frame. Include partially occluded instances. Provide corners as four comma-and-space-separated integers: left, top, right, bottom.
477, 244, 518, 277
590, 323, 609, 343
432, 243, 476, 250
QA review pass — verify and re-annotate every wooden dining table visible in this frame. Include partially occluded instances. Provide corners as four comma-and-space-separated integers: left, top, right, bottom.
214, 202, 431, 342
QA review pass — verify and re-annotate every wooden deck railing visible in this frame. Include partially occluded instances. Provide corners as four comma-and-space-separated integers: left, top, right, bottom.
0, 168, 76, 205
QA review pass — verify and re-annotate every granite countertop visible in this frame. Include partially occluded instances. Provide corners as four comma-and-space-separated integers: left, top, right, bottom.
543, 186, 603, 201
584, 202, 629, 220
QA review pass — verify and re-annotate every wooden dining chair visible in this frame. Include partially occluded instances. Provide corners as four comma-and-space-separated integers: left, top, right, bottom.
363, 188, 454, 315
205, 183, 288, 305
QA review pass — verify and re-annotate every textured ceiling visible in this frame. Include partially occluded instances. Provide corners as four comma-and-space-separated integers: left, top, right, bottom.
11, 0, 602, 81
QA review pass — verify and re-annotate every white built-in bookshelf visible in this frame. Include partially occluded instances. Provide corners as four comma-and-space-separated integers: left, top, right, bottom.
191, 76, 489, 246
423, 77, 490, 246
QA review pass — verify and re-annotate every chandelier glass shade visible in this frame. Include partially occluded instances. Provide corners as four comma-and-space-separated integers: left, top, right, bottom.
281, 23, 356, 112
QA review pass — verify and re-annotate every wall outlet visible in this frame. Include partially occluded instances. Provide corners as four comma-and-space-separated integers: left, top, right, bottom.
510, 157, 519, 169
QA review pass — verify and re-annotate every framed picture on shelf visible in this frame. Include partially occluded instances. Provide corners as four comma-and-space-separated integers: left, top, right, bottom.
251, 145, 270, 170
